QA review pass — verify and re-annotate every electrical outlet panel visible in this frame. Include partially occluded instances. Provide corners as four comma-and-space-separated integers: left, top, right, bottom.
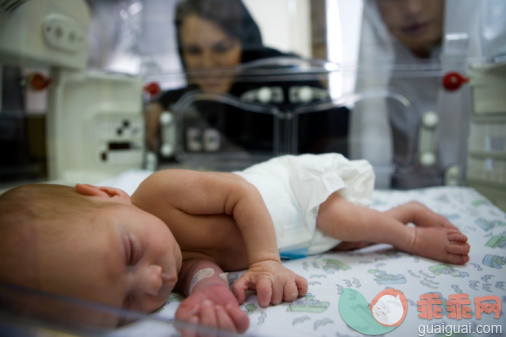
43, 14, 86, 54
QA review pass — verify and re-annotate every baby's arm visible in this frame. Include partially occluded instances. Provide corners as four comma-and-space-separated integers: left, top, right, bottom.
175, 259, 249, 333
133, 170, 308, 306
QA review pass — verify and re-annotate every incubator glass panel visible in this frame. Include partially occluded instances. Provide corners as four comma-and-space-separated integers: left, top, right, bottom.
172, 92, 278, 170
169, 58, 352, 170
0, 283, 259, 337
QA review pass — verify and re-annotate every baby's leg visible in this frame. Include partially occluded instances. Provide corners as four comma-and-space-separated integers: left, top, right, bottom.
316, 193, 470, 265
332, 201, 455, 251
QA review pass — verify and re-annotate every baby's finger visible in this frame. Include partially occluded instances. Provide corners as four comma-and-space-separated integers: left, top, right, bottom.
175, 303, 200, 321
225, 304, 249, 333
256, 277, 273, 307
270, 279, 284, 305
283, 281, 299, 302
199, 300, 217, 328
296, 275, 308, 297
231, 278, 250, 304
215, 305, 237, 332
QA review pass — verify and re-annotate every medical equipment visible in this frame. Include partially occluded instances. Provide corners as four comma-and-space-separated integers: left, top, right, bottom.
0, 0, 88, 69
46, 70, 144, 182
0, 0, 145, 186
467, 61, 506, 210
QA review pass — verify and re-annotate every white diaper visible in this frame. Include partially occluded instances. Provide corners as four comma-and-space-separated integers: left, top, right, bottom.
234, 153, 374, 258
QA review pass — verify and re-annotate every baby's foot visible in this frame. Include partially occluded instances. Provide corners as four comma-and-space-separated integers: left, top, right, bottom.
390, 201, 457, 229
415, 210, 456, 229
403, 227, 470, 265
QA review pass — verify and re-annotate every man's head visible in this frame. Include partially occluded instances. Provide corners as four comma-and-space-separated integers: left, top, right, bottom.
376, 0, 445, 58
0, 183, 182, 326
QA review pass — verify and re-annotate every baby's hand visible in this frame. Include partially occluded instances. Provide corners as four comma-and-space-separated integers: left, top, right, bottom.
175, 283, 249, 334
232, 260, 308, 307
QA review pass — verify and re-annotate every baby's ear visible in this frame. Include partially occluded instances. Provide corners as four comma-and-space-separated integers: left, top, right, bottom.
75, 184, 131, 203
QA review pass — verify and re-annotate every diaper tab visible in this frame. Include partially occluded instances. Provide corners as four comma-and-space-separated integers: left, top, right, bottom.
280, 246, 309, 260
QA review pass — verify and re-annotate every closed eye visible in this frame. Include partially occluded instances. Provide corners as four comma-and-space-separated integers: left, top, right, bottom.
123, 233, 131, 265
124, 233, 139, 266
127, 235, 134, 265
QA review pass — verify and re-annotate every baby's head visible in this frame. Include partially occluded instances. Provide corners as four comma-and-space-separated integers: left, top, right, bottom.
0, 183, 182, 326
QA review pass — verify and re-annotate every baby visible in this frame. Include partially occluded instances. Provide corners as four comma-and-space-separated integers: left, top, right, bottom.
0, 154, 469, 333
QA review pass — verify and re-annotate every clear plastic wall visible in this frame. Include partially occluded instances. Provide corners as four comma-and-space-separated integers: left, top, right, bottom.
2, 0, 505, 191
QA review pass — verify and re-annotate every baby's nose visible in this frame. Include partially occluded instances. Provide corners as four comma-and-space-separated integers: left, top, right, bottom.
139, 265, 163, 296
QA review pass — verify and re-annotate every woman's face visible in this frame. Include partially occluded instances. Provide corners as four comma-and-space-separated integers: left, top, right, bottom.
179, 14, 243, 94
377, 0, 445, 58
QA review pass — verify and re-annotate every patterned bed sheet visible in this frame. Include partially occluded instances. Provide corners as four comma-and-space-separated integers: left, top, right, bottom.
104, 171, 505, 337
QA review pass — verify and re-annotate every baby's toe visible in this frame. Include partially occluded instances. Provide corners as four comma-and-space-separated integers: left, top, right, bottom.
445, 238, 470, 265
447, 242, 470, 255
448, 231, 468, 243
446, 253, 469, 265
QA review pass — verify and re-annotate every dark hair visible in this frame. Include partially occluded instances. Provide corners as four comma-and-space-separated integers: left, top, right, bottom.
175, 0, 264, 68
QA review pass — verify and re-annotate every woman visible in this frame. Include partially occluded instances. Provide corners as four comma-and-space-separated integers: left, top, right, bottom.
145, 0, 287, 154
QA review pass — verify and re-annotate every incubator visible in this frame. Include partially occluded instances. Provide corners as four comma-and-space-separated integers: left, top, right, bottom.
0, 0, 505, 336
0, 0, 145, 188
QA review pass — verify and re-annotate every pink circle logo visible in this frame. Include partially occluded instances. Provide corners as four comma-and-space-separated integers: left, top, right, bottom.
370, 289, 408, 327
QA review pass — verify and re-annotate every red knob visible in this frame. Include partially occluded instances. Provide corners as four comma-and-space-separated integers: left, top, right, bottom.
28, 73, 51, 91
442, 72, 469, 91
144, 82, 161, 96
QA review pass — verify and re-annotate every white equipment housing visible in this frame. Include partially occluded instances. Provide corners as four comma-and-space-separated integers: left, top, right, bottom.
0, 0, 145, 184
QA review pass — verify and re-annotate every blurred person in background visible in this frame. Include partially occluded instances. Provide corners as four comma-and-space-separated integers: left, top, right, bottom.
146, 0, 350, 160
350, 0, 506, 189
145, 0, 287, 155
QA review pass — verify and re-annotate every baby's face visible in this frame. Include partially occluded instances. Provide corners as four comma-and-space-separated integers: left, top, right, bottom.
35, 202, 182, 326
